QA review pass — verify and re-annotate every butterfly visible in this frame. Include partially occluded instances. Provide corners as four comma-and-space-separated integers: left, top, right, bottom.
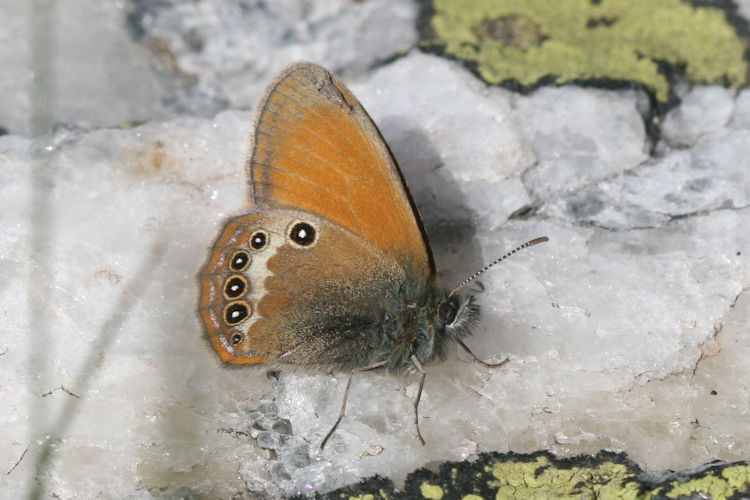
198, 62, 547, 449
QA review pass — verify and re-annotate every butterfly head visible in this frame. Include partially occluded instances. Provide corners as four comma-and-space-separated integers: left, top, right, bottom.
431, 285, 480, 357
379, 280, 479, 371
437, 289, 479, 340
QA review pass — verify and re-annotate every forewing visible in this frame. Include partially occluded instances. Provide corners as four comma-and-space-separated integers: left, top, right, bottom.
248, 62, 432, 276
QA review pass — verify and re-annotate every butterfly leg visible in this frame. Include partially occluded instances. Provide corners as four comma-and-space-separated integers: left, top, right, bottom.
320, 360, 387, 450
410, 355, 427, 445
455, 337, 509, 368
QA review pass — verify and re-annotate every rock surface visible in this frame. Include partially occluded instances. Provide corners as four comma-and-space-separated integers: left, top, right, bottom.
1, 1, 749, 498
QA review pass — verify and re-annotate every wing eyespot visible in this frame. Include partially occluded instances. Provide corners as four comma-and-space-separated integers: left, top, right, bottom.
227, 330, 244, 346
224, 300, 252, 325
223, 275, 249, 300
288, 221, 317, 248
229, 250, 251, 271
249, 230, 269, 250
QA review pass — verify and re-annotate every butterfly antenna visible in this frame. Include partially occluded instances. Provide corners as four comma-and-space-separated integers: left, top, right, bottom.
449, 236, 549, 297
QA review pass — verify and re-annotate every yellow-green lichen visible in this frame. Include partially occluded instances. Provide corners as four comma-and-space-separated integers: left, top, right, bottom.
723, 464, 750, 490
656, 464, 750, 498
328, 453, 748, 498
487, 455, 641, 498
420, 482, 445, 499
426, 0, 748, 102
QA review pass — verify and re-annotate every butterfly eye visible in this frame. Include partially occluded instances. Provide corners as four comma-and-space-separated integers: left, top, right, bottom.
289, 222, 316, 247
223, 275, 248, 300
229, 331, 243, 346
249, 230, 268, 250
229, 250, 250, 271
438, 301, 457, 325
224, 301, 252, 325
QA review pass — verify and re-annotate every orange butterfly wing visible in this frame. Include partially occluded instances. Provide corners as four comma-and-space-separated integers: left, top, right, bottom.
200, 63, 435, 366
247, 62, 431, 276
